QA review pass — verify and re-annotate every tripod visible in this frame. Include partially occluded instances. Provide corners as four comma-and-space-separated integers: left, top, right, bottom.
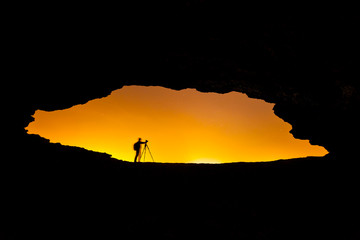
139, 142, 155, 162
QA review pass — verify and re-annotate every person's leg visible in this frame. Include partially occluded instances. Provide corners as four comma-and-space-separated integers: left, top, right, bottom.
134, 151, 139, 162
138, 150, 142, 162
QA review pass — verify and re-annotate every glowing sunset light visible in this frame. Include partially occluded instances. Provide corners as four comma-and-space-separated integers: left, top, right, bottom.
191, 158, 223, 164
26, 86, 328, 163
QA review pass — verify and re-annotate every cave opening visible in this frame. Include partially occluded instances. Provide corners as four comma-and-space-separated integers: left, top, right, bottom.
26, 86, 328, 163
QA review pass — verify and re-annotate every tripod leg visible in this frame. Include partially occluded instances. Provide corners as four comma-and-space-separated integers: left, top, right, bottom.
143, 146, 146, 162
140, 145, 146, 162
146, 145, 155, 162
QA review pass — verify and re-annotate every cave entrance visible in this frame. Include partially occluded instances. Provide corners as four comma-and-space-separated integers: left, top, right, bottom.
26, 86, 328, 163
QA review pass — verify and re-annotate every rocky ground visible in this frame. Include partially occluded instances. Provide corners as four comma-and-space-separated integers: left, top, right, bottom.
2, 134, 359, 239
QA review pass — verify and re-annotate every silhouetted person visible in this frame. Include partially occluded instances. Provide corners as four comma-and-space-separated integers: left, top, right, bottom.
133, 138, 147, 162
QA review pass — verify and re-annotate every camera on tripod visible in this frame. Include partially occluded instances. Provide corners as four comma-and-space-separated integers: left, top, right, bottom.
140, 140, 154, 162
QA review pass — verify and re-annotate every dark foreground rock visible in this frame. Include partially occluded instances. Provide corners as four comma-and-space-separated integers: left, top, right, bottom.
4, 3, 360, 239
2, 134, 359, 239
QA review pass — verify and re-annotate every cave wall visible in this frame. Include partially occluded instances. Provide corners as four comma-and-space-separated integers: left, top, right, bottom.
11, 3, 360, 157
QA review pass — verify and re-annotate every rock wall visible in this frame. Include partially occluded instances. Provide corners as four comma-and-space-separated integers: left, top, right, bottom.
11, 3, 360, 157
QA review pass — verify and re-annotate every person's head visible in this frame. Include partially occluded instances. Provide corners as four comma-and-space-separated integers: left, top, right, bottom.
138, 138, 142, 141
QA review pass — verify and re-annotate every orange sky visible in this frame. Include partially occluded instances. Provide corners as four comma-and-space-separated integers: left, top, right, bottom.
26, 86, 328, 163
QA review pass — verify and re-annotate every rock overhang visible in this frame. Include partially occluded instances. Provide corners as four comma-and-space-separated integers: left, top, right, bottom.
11, 7, 360, 158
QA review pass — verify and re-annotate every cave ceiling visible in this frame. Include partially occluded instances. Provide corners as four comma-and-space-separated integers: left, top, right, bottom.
11, 5, 360, 156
